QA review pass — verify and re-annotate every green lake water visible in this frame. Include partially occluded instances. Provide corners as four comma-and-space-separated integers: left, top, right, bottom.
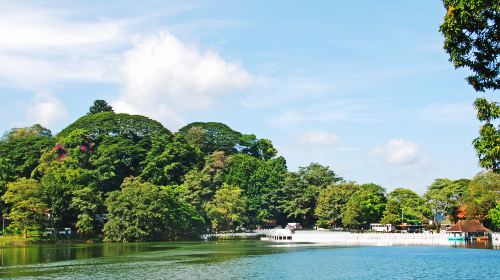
0, 241, 499, 279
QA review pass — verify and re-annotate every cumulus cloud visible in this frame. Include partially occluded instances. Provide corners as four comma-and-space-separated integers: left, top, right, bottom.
114, 31, 252, 129
371, 138, 425, 165
26, 92, 68, 127
299, 131, 340, 146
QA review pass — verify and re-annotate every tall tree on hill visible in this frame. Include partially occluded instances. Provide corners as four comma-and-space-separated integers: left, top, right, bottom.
88, 100, 113, 114
1, 124, 52, 141
440, 0, 499, 171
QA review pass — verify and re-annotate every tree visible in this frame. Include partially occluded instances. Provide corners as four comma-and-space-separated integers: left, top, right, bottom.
55, 112, 171, 192
462, 171, 500, 226
178, 122, 244, 155
440, 1, 500, 171
0, 132, 54, 180
58, 112, 170, 143
246, 138, 278, 160
88, 100, 113, 114
489, 202, 500, 231
341, 184, 386, 230
440, 0, 499, 91
103, 177, 204, 242
381, 188, 428, 225
178, 122, 276, 159
1, 178, 47, 238
71, 186, 103, 235
472, 98, 500, 171
204, 184, 247, 232
1, 124, 52, 141
424, 178, 466, 231
141, 134, 203, 186
180, 151, 230, 217
32, 129, 101, 232
0, 158, 14, 216
314, 182, 360, 228
279, 163, 343, 227
224, 154, 287, 226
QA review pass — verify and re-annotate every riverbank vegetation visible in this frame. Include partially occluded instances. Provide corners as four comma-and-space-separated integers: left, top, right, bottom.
0, 100, 499, 242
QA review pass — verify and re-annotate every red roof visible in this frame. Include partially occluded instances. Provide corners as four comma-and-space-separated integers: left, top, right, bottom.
447, 220, 491, 233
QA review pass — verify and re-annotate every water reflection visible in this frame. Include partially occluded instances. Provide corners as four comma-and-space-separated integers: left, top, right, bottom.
0, 241, 498, 279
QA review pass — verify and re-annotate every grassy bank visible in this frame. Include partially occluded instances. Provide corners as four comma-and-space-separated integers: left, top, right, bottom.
0, 236, 41, 247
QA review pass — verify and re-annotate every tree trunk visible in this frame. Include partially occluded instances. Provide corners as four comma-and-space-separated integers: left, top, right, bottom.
23, 227, 27, 238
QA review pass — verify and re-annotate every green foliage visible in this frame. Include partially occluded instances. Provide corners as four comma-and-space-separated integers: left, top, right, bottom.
103, 177, 204, 242
178, 122, 278, 160
0, 133, 54, 180
179, 122, 244, 155
380, 188, 428, 225
71, 186, 103, 235
463, 171, 500, 225
0, 158, 14, 214
440, 1, 499, 172
314, 182, 360, 228
1, 124, 52, 141
204, 184, 248, 232
341, 184, 386, 229
424, 178, 466, 229
92, 135, 146, 191
181, 151, 229, 216
58, 112, 170, 142
225, 154, 287, 226
141, 134, 203, 186
472, 98, 500, 171
440, 0, 499, 91
2, 178, 47, 237
489, 202, 500, 230
88, 100, 113, 114
279, 163, 343, 227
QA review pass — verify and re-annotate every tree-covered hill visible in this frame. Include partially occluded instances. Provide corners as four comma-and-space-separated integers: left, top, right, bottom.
0, 100, 499, 241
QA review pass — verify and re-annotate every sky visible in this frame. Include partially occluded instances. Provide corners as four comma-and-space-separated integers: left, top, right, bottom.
0, 0, 497, 193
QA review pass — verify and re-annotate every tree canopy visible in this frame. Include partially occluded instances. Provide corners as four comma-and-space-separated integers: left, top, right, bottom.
440, 0, 499, 91
440, 1, 500, 172
103, 177, 203, 241
88, 100, 114, 114
1, 98, 498, 240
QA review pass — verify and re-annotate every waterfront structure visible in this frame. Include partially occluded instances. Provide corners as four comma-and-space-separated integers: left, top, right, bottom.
446, 220, 491, 241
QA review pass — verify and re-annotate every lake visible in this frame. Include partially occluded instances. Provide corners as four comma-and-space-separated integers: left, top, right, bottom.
0, 241, 499, 279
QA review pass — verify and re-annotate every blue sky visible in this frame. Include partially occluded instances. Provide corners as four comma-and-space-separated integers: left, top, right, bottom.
0, 1, 496, 193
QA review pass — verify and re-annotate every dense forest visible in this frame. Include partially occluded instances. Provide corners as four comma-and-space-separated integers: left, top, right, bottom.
0, 100, 499, 242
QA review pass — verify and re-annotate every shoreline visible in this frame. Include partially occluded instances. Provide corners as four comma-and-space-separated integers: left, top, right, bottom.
258, 230, 500, 247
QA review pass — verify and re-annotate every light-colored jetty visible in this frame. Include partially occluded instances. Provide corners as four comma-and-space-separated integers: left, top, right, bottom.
258, 229, 500, 246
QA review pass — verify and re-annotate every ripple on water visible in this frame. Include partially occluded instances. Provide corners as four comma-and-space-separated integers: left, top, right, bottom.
0, 242, 499, 279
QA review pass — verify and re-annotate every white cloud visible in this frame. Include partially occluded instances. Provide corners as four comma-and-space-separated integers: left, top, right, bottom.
26, 92, 68, 127
114, 31, 252, 130
371, 138, 425, 165
299, 131, 340, 146
418, 102, 475, 123
0, 2, 127, 88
